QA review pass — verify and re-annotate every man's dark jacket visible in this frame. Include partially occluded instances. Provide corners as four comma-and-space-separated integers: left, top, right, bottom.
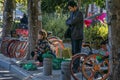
66, 9, 84, 40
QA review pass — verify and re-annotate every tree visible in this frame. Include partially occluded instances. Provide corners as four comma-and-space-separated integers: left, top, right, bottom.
41, 0, 68, 13
107, 0, 120, 79
1, 0, 27, 39
0, 0, 4, 11
27, 0, 42, 59
1, 0, 42, 59
15, 0, 27, 12
2, 0, 14, 38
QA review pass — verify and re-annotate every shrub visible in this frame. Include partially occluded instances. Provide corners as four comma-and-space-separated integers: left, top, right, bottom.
42, 14, 68, 39
84, 24, 108, 48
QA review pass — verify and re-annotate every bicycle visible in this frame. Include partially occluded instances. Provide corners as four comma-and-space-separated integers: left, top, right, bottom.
82, 54, 110, 80
0, 31, 64, 59
46, 31, 65, 57
70, 53, 87, 80
82, 39, 110, 80
70, 39, 110, 80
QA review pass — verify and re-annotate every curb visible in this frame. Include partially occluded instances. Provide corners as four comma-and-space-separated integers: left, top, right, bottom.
0, 54, 61, 80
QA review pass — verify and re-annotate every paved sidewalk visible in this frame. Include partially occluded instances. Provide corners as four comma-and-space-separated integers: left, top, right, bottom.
0, 53, 87, 80
0, 42, 88, 80
0, 54, 61, 80
0, 42, 71, 80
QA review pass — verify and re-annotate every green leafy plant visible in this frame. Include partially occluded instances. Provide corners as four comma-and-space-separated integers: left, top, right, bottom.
84, 24, 108, 48
42, 14, 68, 39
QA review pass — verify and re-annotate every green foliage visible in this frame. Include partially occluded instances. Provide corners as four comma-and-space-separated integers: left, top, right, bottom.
41, 0, 106, 13
41, 0, 68, 13
42, 14, 68, 39
15, 0, 27, 6
15, 0, 27, 13
11, 21, 20, 31
84, 26, 99, 42
82, 0, 105, 8
84, 24, 108, 48
97, 25, 108, 39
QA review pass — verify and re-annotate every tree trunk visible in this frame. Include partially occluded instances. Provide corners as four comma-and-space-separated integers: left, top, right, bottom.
2, 0, 14, 38
26, 0, 42, 59
108, 0, 120, 79
85, 4, 89, 18
77, 0, 81, 9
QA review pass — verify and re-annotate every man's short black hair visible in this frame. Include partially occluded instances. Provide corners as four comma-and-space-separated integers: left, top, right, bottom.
67, 1, 77, 7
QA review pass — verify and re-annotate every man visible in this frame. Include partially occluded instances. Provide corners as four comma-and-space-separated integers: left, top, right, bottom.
20, 13, 28, 29
66, 1, 84, 72
20, 13, 28, 25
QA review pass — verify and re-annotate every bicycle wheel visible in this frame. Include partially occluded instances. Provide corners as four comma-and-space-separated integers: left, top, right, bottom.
7, 40, 28, 58
82, 54, 110, 80
7, 40, 19, 57
12, 41, 28, 58
0, 38, 12, 57
70, 53, 87, 80
14, 41, 28, 58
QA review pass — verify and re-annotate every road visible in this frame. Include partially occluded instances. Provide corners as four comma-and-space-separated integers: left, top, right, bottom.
0, 66, 21, 80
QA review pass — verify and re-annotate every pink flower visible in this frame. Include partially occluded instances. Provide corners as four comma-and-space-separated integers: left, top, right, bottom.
84, 19, 92, 27
96, 13, 106, 23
